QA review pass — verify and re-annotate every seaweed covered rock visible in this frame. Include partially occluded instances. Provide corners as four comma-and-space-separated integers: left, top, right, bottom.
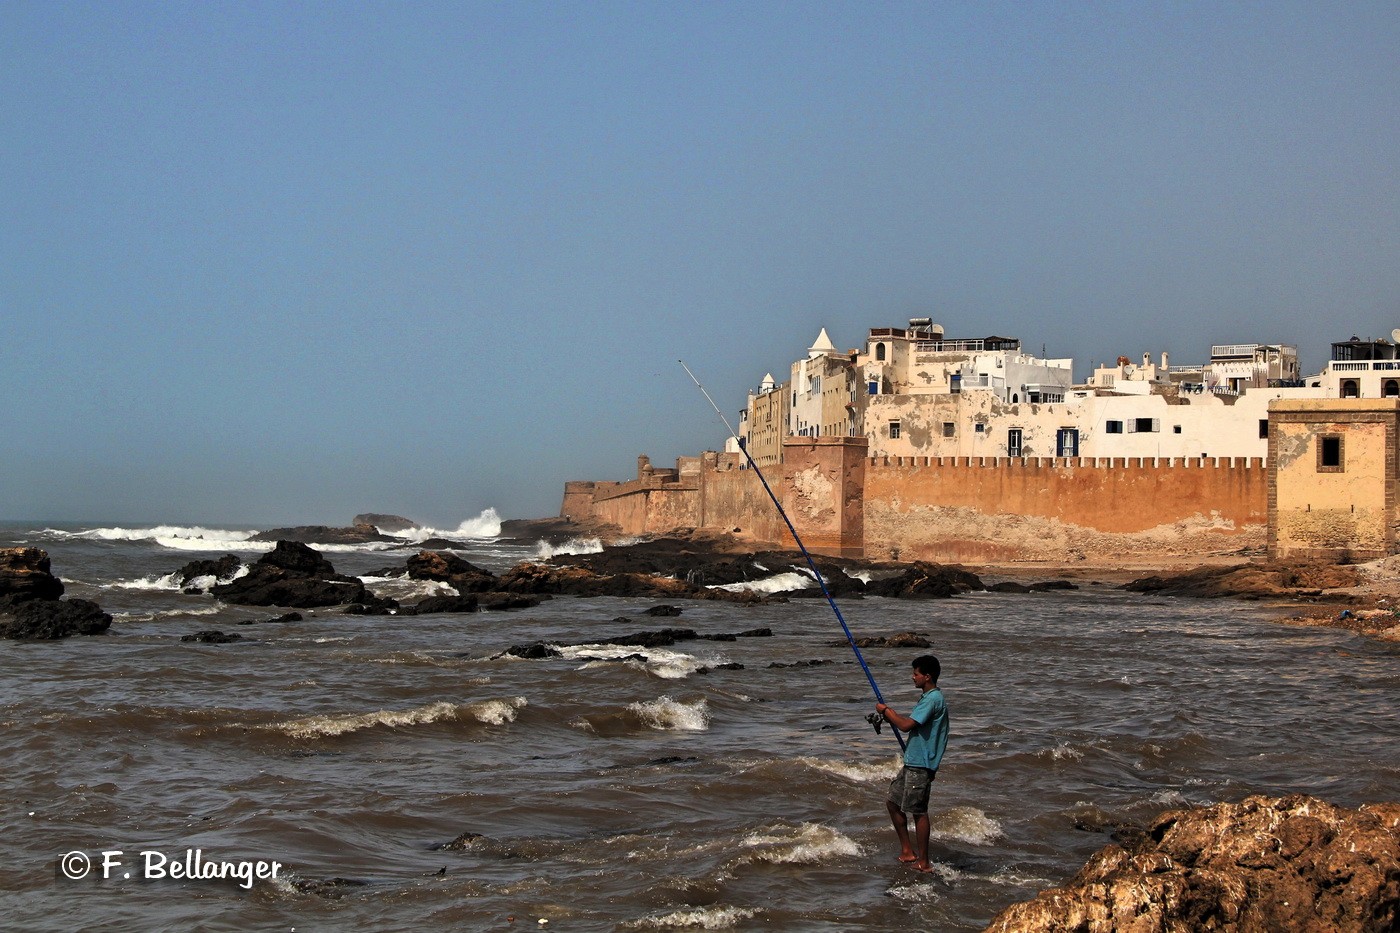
984, 794, 1400, 933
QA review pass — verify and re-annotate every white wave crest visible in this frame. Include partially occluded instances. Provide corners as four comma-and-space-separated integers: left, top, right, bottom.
264, 696, 525, 738
626, 906, 759, 929
932, 806, 1003, 845
536, 536, 603, 559
393, 508, 502, 542
561, 645, 710, 680
359, 576, 459, 601
709, 570, 815, 594
45, 525, 276, 553
738, 823, 863, 865
797, 755, 902, 783
628, 696, 709, 731
113, 572, 184, 591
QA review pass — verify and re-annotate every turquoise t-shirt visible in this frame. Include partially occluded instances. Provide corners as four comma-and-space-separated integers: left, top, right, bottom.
903, 687, 949, 771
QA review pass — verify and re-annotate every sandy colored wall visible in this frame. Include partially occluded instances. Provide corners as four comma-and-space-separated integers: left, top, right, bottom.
1270, 400, 1400, 560
864, 456, 1267, 563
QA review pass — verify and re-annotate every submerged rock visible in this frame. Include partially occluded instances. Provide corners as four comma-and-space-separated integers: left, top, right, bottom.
983, 794, 1400, 933
862, 562, 983, 598
0, 597, 111, 640
181, 630, 243, 644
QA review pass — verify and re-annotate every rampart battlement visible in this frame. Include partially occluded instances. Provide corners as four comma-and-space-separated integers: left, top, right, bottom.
870, 455, 1266, 470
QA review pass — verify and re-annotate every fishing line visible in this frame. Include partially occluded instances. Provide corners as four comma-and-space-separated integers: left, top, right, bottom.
679, 360, 905, 752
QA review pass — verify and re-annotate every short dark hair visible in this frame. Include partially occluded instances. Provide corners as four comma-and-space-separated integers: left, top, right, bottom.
912, 654, 940, 682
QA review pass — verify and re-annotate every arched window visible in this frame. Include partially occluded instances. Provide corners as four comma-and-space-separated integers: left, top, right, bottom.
1384, 380, 1399, 398
875, 343, 886, 361
1341, 379, 1360, 398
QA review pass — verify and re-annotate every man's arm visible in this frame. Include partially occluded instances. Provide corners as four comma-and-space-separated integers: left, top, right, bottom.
875, 702, 918, 733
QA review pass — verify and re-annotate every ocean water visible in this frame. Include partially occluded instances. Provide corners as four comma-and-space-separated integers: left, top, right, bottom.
3, 518, 1398, 932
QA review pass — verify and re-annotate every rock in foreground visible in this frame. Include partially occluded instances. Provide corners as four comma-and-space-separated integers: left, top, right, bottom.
0, 547, 65, 604
984, 794, 1400, 933
0, 597, 112, 639
211, 542, 366, 608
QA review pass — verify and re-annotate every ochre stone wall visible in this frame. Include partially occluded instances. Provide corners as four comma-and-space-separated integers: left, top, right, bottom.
862, 456, 1267, 563
1269, 399, 1400, 560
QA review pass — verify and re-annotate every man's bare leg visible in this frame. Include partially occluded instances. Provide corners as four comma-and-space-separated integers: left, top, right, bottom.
886, 800, 917, 863
911, 812, 932, 872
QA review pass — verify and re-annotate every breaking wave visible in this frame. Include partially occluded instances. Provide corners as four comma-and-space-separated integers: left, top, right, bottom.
932, 806, 1003, 845
736, 822, 863, 865
43, 525, 274, 553
796, 755, 902, 783
561, 644, 712, 679
626, 906, 760, 929
628, 696, 709, 731
709, 570, 815, 594
263, 697, 526, 738
536, 537, 604, 559
392, 509, 502, 542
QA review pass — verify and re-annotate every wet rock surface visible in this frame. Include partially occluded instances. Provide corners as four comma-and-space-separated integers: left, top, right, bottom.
1124, 561, 1362, 600
984, 794, 1400, 933
249, 524, 397, 544
210, 542, 367, 608
0, 548, 112, 639
172, 554, 242, 588
352, 513, 417, 533
496, 624, 773, 659
181, 630, 243, 644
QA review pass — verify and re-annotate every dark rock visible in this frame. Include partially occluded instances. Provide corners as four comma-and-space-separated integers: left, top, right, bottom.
407, 594, 480, 615
477, 593, 543, 611
983, 794, 1400, 933
494, 562, 763, 603
989, 581, 1034, 593
171, 554, 242, 588
600, 628, 698, 648
697, 663, 746, 673
769, 659, 833, 668
0, 597, 111, 639
734, 627, 773, 638
832, 632, 931, 648
499, 643, 560, 659
1124, 561, 1362, 600
412, 538, 471, 550
433, 831, 486, 851
0, 547, 65, 603
644, 605, 684, 616
210, 542, 365, 608
406, 551, 498, 593
249, 524, 396, 544
268, 612, 303, 623
181, 630, 243, 644
698, 633, 736, 641
864, 562, 984, 598
1030, 580, 1079, 591
353, 513, 417, 533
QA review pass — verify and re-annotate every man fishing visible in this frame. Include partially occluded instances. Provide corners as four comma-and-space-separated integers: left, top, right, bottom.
875, 654, 949, 874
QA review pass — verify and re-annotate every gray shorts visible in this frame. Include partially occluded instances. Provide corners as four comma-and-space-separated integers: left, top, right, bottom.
887, 766, 935, 815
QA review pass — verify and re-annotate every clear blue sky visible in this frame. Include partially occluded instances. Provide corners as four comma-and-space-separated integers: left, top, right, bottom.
2, 2, 1396, 526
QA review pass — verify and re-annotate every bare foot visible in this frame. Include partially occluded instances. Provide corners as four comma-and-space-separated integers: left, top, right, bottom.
896, 854, 918, 864
911, 861, 934, 873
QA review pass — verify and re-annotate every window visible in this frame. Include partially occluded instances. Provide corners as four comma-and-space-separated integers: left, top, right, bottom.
1173, 425, 1182, 434
1258, 419, 1269, 439
1105, 420, 1124, 434
875, 343, 886, 361
974, 422, 985, 433
1386, 380, 1399, 398
1007, 428, 1023, 457
1341, 379, 1360, 398
950, 374, 962, 394
1056, 428, 1079, 457
1319, 436, 1343, 472
889, 420, 901, 439
868, 380, 879, 396
942, 422, 955, 438
1128, 418, 1159, 433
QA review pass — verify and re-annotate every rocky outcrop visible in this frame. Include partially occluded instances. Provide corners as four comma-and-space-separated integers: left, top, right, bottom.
248, 524, 396, 544
211, 542, 366, 608
0, 547, 65, 604
405, 551, 498, 593
353, 513, 417, 533
984, 794, 1400, 933
172, 554, 242, 589
0, 597, 111, 639
862, 562, 984, 598
0, 548, 111, 639
497, 625, 773, 659
1125, 562, 1361, 600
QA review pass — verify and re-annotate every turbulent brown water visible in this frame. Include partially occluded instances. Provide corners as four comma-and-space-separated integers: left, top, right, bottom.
4, 521, 1398, 931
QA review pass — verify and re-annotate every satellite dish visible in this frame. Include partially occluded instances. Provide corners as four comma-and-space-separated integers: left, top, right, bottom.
1391, 328, 1400, 344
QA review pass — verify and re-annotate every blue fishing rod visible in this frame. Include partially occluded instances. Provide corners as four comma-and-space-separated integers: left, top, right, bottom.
680, 361, 905, 753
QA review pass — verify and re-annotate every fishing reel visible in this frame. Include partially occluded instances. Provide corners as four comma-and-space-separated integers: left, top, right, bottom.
865, 711, 884, 735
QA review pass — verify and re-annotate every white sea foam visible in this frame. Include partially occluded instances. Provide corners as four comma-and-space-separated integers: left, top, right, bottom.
264, 697, 526, 738
561, 645, 711, 680
1039, 742, 1084, 762
626, 906, 759, 929
737, 823, 863, 865
796, 755, 902, 783
709, 570, 815, 594
45, 525, 273, 552
359, 576, 458, 601
888, 876, 953, 900
628, 696, 709, 731
536, 536, 604, 559
113, 572, 185, 591
392, 508, 502, 542
932, 806, 1003, 845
